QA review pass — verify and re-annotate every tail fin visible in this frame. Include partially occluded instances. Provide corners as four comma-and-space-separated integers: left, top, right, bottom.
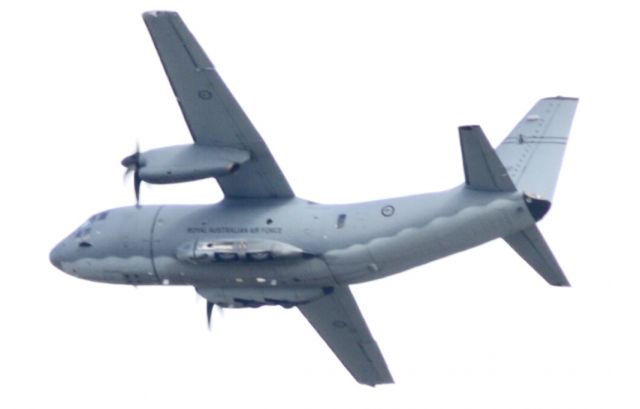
496, 97, 578, 201
459, 97, 578, 287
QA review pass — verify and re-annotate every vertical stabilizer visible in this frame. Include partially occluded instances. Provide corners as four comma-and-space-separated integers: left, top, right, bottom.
503, 225, 570, 287
496, 97, 578, 201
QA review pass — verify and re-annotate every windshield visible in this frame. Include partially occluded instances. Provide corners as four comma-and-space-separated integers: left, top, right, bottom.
74, 211, 109, 239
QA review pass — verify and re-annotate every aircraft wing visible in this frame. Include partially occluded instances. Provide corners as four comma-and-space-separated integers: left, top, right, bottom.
298, 286, 393, 386
143, 11, 294, 199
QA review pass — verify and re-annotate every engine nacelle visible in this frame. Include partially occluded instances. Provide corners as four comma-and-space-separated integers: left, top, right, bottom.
133, 144, 250, 184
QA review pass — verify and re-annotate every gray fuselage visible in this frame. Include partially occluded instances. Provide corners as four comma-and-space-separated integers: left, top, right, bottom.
50, 186, 536, 292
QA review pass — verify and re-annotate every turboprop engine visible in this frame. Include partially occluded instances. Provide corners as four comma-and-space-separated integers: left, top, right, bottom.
121, 144, 250, 202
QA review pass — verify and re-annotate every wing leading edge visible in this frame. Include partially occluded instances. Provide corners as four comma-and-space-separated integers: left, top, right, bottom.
298, 286, 393, 386
143, 11, 294, 199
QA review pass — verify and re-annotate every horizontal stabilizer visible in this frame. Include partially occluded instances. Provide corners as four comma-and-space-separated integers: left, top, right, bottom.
459, 125, 516, 192
503, 225, 570, 286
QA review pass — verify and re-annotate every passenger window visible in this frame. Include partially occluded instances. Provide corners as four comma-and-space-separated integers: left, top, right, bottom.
336, 214, 346, 229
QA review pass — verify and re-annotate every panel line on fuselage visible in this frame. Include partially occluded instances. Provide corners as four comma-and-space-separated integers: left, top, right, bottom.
148, 205, 165, 284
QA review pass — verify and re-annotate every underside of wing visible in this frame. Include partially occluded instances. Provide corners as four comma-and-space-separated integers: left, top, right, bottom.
298, 286, 393, 386
143, 11, 294, 199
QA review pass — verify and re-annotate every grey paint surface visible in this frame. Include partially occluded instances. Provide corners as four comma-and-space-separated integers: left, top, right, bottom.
49, 11, 578, 386
143, 11, 294, 199
496, 97, 577, 200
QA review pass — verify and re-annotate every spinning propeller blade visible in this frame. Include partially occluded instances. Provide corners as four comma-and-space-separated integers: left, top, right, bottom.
122, 143, 143, 205
206, 301, 214, 329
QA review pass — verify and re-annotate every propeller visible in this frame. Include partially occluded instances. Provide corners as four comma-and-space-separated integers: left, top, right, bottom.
121, 143, 142, 205
206, 301, 224, 330
206, 301, 214, 329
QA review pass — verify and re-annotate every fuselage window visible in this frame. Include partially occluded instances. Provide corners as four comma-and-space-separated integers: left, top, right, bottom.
336, 214, 347, 229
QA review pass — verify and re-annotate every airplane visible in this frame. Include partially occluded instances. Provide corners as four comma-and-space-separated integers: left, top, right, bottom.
49, 10, 578, 386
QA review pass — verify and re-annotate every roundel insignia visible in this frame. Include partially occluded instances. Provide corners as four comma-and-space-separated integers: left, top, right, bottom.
198, 90, 213, 100
381, 205, 395, 217
332, 320, 347, 329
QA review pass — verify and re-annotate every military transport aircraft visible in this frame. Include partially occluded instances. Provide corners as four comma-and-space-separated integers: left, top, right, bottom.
49, 11, 578, 386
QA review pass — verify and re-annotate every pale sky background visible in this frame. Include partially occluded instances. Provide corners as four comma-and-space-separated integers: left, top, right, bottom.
2, 1, 639, 408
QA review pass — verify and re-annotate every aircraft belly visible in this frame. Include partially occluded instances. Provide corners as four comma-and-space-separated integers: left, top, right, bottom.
62, 256, 157, 285
197, 286, 328, 308
152, 255, 335, 287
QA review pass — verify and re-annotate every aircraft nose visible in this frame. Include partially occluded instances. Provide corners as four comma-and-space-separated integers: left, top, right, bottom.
49, 241, 66, 271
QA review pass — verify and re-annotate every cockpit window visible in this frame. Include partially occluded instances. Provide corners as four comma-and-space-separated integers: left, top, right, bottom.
74, 212, 108, 239
75, 226, 91, 238
86, 211, 109, 224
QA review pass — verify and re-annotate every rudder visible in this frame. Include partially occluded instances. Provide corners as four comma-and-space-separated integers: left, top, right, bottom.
496, 97, 578, 201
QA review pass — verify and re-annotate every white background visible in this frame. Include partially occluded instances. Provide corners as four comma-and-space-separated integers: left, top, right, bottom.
2, 1, 639, 408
